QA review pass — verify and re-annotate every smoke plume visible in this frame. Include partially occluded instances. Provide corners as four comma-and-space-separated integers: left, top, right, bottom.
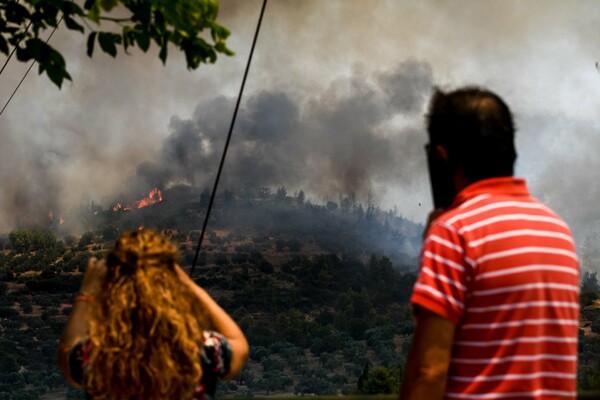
133, 60, 433, 204
0, 0, 598, 274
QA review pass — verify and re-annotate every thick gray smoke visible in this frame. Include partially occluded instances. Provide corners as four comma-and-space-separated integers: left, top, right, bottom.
515, 114, 600, 269
0, 0, 598, 275
0, 143, 61, 229
133, 60, 433, 203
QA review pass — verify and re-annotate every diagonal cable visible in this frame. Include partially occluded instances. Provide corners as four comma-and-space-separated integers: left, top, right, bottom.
0, 20, 33, 77
0, 18, 63, 117
0, 0, 23, 76
190, 0, 268, 278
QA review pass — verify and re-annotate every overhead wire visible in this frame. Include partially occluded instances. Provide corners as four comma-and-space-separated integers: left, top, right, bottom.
190, 0, 269, 278
0, 0, 268, 274
0, 0, 22, 77
0, 17, 63, 117
0, 20, 32, 77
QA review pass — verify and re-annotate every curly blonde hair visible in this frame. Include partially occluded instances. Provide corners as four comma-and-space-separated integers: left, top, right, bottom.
86, 229, 206, 399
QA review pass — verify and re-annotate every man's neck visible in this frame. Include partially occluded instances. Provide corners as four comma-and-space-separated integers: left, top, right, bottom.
453, 166, 475, 196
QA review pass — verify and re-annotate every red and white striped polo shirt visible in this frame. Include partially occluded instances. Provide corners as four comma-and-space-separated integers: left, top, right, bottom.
411, 177, 580, 399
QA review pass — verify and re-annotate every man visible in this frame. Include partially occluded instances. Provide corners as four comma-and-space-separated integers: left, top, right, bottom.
400, 88, 579, 399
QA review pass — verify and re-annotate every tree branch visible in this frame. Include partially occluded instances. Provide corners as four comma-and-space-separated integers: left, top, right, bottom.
98, 16, 132, 23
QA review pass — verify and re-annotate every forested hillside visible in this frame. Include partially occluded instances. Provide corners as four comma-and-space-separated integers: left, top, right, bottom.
0, 186, 598, 398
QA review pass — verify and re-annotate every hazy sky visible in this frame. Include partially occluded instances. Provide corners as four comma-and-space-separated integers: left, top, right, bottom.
0, 0, 598, 268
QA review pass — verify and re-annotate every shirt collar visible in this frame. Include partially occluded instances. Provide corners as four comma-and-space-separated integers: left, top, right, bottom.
451, 176, 530, 207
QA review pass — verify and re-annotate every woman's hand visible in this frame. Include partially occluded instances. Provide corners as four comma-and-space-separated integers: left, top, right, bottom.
80, 257, 107, 296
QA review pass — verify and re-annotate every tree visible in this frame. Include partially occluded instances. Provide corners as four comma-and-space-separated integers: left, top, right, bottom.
276, 185, 286, 201
582, 270, 600, 294
294, 371, 336, 396
200, 187, 211, 206
30, 230, 57, 251
326, 200, 338, 211
77, 231, 95, 250
359, 367, 401, 395
9, 229, 32, 253
296, 189, 305, 206
581, 270, 600, 307
0, 0, 233, 88
339, 192, 356, 212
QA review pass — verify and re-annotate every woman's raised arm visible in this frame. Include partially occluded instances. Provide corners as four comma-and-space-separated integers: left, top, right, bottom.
175, 264, 249, 379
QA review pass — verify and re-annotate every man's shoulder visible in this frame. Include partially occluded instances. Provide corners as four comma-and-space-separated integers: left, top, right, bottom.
435, 192, 566, 232
432, 193, 500, 228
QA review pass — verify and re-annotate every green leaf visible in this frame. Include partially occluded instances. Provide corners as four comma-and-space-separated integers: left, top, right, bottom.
8, 32, 24, 47
215, 42, 234, 56
135, 31, 150, 52
159, 41, 167, 65
100, 0, 119, 12
154, 10, 166, 31
0, 35, 8, 55
25, 38, 45, 61
61, 1, 84, 17
47, 45, 66, 67
45, 64, 71, 89
39, 4, 59, 26
98, 32, 117, 57
5, 2, 31, 25
86, 32, 96, 57
29, 39, 70, 88
211, 24, 230, 41
0, 0, 233, 85
132, 2, 152, 25
83, 0, 96, 11
87, 3, 101, 23
63, 16, 84, 33
121, 26, 132, 51
15, 45, 31, 62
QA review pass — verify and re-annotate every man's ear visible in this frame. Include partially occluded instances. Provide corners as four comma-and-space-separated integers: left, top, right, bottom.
435, 145, 449, 161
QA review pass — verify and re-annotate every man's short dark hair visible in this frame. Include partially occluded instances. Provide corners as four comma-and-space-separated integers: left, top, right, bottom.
427, 87, 517, 180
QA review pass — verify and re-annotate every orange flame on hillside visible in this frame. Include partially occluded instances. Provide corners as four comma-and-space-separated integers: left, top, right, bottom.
48, 210, 65, 225
112, 188, 163, 212
134, 188, 163, 209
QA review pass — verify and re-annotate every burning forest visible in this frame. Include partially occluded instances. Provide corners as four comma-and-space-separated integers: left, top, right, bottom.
62, 182, 423, 267
112, 188, 164, 212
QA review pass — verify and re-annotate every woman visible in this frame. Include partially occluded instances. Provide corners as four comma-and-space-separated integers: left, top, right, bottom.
57, 229, 249, 399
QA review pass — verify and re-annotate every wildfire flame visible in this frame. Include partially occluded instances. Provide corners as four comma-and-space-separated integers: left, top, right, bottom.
134, 188, 163, 209
49, 210, 65, 224
113, 188, 163, 212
